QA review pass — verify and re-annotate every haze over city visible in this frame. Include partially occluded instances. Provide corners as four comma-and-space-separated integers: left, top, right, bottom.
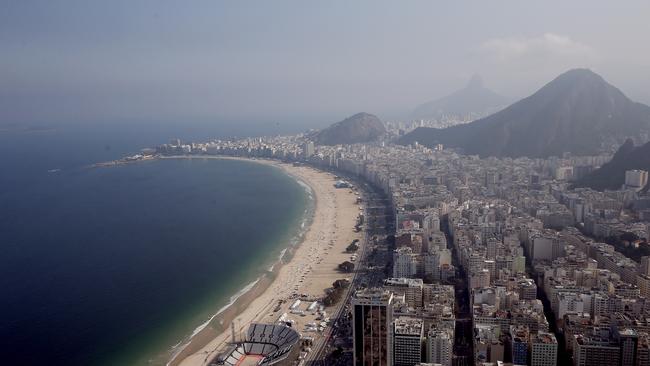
2, 1, 650, 125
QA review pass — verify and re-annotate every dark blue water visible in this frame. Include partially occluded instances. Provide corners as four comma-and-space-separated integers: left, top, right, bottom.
0, 122, 309, 365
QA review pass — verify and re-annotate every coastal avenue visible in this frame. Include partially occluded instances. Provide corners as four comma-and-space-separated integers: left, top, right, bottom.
307, 178, 394, 366
171, 161, 368, 366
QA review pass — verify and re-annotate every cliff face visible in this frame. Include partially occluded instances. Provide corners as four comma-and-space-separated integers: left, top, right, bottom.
400, 69, 650, 158
312, 112, 385, 145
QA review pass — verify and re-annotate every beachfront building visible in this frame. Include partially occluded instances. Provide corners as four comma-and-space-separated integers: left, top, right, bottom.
352, 288, 394, 366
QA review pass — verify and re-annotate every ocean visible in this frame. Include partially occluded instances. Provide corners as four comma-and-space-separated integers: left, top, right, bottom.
0, 122, 311, 365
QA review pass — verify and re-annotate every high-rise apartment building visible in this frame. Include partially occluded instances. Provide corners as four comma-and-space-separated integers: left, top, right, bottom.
423, 252, 440, 280
531, 331, 557, 366
625, 169, 648, 189
352, 289, 394, 366
427, 327, 453, 366
614, 328, 638, 366
302, 141, 315, 159
486, 237, 498, 259
637, 274, 650, 299
393, 247, 418, 278
510, 325, 529, 365
640, 256, 650, 276
393, 317, 423, 366
573, 330, 620, 366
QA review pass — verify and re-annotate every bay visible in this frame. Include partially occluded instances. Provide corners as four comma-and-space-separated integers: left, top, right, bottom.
0, 123, 309, 365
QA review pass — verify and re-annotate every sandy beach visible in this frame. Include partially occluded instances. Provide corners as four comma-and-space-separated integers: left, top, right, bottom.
166, 157, 363, 366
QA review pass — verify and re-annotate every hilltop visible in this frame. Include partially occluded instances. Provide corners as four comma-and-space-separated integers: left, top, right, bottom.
411, 74, 509, 121
400, 69, 650, 158
311, 113, 386, 145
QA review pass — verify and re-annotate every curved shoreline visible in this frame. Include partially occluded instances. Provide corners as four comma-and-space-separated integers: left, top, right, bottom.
159, 156, 318, 366
165, 155, 363, 366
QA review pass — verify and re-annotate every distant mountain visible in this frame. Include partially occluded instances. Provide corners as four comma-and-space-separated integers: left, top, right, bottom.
411, 75, 509, 121
311, 112, 385, 145
576, 139, 650, 191
400, 69, 650, 158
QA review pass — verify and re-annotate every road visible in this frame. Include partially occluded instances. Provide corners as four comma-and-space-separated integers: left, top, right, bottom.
441, 215, 474, 366
306, 178, 394, 366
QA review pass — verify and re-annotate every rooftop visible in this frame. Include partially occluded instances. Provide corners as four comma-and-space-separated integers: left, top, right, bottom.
533, 332, 557, 344
394, 317, 424, 336
352, 288, 393, 305
384, 277, 424, 287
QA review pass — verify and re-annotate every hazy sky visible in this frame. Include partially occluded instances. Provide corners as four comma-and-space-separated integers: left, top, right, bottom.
2, 1, 650, 126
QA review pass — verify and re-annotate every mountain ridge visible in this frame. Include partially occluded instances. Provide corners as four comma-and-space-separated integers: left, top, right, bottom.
399, 69, 650, 158
411, 74, 509, 121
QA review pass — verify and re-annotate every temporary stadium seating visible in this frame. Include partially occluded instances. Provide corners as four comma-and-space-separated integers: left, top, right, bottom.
211, 323, 300, 366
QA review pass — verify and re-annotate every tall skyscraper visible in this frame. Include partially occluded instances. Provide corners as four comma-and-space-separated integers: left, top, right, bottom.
352, 289, 394, 366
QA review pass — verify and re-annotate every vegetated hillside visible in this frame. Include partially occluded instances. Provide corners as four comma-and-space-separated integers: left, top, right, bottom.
311, 112, 385, 145
576, 139, 650, 191
399, 69, 650, 158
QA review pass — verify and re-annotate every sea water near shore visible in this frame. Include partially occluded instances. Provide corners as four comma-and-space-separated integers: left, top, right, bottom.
162, 158, 315, 366
0, 122, 312, 366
